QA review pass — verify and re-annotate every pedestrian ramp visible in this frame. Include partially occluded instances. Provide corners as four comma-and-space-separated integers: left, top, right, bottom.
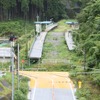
29, 32, 47, 59
65, 31, 75, 50
29, 23, 58, 59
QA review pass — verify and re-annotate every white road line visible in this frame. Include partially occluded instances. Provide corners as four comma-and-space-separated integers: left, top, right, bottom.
66, 78, 76, 100
48, 77, 55, 100
51, 79, 54, 100
31, 78, 37, 100
52, 73, 76, 100
21, 72, 76, 100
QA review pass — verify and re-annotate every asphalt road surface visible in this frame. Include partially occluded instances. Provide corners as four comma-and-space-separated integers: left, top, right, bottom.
20, 71, 76, 100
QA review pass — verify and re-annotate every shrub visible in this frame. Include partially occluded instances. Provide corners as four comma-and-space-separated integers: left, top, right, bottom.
92, 74, 100, 86
79, 97, 87, 100
76, 88, 91, 99
14, 90, 27, 100
19, 82, 28, 94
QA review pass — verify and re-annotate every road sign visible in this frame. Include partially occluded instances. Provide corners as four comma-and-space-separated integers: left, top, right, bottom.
21, 59, 25, 63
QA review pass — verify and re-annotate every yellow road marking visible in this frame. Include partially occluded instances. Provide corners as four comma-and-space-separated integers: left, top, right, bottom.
30, 78, 35, 88
19, 71, 75, 89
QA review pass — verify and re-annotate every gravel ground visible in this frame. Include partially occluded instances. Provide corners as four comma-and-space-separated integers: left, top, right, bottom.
43, 32, 64, 59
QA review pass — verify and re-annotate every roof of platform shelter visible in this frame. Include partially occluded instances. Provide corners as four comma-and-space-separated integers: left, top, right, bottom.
0, 47, 16, 58
65, 21, 78, 25
34, 21, 52, 24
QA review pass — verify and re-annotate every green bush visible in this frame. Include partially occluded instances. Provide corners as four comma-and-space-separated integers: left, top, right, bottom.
19, 82, 28, 94
0, 20, 34, 37
14, 90, 27, 100
21, 77, 30, 82
76, 75, 85, 81
92, 74, 100, 86
79, 97, 87, 100
76, 88, 91, 100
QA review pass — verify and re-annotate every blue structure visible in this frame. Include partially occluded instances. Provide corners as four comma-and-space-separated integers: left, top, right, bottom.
65, 21, 78, 25
34, 21, 52, 24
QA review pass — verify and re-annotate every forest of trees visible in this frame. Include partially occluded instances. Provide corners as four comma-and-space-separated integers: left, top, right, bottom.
0, 0, 90, 21
72, 0, 100, 88
75, 0, 100, 70
0, 0, 67, 21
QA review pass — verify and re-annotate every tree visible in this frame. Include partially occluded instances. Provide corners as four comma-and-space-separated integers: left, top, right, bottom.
75, 0, 100, 69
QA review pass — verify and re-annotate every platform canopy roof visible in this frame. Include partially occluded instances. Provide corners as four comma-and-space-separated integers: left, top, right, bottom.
65, 21, 78, 25
0, 47, 11, 57
34, 21, 52, 24
0, 47, 16, 58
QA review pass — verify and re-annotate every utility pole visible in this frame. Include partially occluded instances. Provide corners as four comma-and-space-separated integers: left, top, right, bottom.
17, 44, 20, 90
9, 35, 15, 100
11, 47, 14, 100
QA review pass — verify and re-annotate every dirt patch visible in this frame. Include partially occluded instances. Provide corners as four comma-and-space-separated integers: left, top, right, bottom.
1, 80, 10, 88
43, 32, 64, 59
46, 32, 64, 46
0, 87, 3, 92
0, 93, 11, 100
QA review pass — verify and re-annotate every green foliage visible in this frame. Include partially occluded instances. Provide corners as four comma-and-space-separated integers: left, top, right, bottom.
92, 74, 100, 86
0, 0, 16, 10
0, 20, 34, 64
76, 88, 91, 100
73, 2, 100, 100
75, 0, 100, 69
19, 82, 28, 94
0, 0, 90, 21
31, 0, 43, 8
0, 0, 67, 21
0, 83, 10, 96
21, 76, 30, 82
0, 20, 34, 37
14, 76, 29, 100
21, 0, 29, 14
46, 0, 67, 21
0, 73, 29, 99
14, 90, 27, 100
